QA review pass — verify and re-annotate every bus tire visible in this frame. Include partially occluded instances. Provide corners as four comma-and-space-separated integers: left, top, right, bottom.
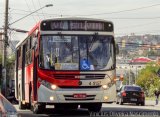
18, 90, 26, 109
88, 103, 102, 112
27, 86, 32, 109
32, 103, 39, 114
32, 103, 45, 114
141, 101, 145, 106
120, 99, 123, 105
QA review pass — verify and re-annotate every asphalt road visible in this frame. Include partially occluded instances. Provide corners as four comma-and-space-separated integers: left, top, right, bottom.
15, 101, 160, 117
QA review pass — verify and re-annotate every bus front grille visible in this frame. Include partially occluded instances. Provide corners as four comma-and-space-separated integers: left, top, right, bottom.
54, 74, 105, 80
59, 86, 101, 89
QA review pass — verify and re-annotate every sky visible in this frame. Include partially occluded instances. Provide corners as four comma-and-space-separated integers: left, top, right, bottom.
1, 0, 160, 40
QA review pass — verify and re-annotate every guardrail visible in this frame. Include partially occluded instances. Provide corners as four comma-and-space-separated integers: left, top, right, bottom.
0, 93, 17, 117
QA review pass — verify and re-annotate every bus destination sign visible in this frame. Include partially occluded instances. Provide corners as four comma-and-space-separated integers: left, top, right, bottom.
41, 20, 113, 31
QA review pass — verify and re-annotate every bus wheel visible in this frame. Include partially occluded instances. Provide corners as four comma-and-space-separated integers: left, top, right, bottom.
32, 103, 45, 114
141, 101, 145, 106
18, 90, 26, 109
32, 103, 39, 114
27, 88, 32, 109
120, 99, 123, 105
88, 103, 102, 112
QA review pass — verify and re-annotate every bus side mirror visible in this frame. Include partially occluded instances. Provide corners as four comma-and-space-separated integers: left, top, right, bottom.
32, 30, 39, 50
116, 43, 119, 55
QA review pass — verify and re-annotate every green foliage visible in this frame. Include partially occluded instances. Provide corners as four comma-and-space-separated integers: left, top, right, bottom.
0, 53, 15, 87
136, 62, 160, 97
0, 53, 2, 64
6, 54, 15, 67
0, 53, 15, 68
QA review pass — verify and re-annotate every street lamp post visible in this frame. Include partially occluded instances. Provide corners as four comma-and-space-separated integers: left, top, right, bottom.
9, 4, 53, 25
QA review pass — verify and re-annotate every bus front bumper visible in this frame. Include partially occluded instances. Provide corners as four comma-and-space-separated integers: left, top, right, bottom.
37, 85, 116, 103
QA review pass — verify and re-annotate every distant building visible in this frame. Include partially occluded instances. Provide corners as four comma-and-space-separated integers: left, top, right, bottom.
129, 57, 152, 70
116, 57, 153, 85
117, 57, 152, 72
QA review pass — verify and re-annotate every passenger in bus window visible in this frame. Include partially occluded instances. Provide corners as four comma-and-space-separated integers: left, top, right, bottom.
45, 53, 55, 70
45, 53, 51, 69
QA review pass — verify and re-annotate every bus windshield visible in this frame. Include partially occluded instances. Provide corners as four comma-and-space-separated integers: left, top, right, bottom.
39, 35, 115, 71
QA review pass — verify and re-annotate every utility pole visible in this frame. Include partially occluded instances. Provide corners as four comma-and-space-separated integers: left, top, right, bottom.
2, 0, 9, 97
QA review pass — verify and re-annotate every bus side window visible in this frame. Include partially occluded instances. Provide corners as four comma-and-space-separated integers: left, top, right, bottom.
26, 39, 30, 65
18, 47, 22, 69
29, 36, 32, 63
32, 32, 38, 49
25, 37, 33, 65
25, 40, 28, 65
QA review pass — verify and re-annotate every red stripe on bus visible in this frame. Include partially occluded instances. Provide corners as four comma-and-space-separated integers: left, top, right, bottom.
38, 69, 80, 87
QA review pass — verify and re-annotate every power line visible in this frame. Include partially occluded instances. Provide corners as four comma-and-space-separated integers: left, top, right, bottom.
0, 10, 65, 17
107, 17, 160, 20
117, 20, 160, 30
115, 28, 160, 36
31, 0, 40, 20
8, 3, 160, 17
76, 3, 160, 16
3, 11, 160, 20
24, 0, 37, 23
37, 0, 45, 19
8, 29, 16, 51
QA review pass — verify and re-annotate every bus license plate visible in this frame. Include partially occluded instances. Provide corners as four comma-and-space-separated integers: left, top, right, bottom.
73, 94, 86, 99
89, 81, 101, 86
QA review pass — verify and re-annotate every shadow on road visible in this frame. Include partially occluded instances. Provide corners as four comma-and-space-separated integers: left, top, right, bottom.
19, 108, 90, 117
18, 106, 160, 117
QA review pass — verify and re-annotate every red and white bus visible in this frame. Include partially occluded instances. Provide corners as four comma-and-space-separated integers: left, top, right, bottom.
15, 17, 117, 113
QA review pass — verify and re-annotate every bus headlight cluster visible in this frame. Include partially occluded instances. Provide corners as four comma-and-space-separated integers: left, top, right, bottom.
38, 78, 57, 90
102, 85, 108, 90
102, 81, 113, 90
51, 84, 57, 90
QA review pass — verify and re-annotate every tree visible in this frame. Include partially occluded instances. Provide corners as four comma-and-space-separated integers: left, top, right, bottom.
0, 53, 15, 90
136, 62, 160, 97
6, 54, 15, 90
0, 53, 2, 64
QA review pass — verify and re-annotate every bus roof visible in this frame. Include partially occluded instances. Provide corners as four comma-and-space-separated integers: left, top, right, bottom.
16, 22, 40, 48
42, 17, 113, 23
16, 17, 113, 49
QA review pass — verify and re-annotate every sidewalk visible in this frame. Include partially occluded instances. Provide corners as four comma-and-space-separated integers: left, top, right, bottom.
145, 100, 160, 108
0, 93, 17, 117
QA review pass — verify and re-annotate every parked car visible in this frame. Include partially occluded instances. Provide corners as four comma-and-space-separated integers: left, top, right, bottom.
116, 85, 145, 106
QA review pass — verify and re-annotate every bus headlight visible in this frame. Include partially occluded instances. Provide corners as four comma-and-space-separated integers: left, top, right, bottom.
38, 78, 57, 90
102, 85, 108, 90
51, 84, 57, 90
